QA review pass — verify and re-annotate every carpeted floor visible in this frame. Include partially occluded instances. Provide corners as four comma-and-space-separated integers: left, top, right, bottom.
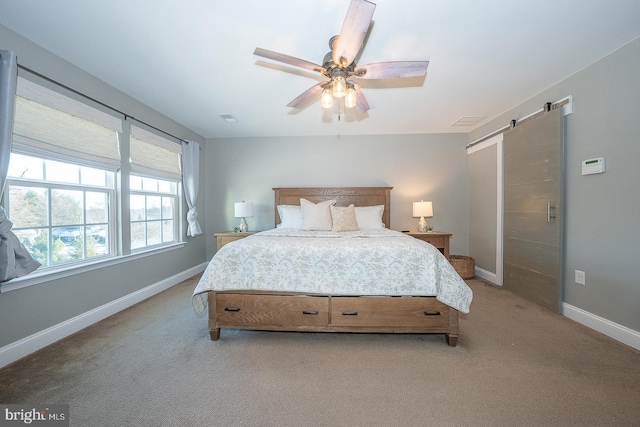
1, 276, 639, 427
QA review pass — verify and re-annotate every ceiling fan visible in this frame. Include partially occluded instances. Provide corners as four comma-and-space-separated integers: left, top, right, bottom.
253, 0, 429, 113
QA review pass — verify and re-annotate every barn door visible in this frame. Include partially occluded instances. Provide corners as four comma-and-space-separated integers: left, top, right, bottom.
503, 107, 564, 313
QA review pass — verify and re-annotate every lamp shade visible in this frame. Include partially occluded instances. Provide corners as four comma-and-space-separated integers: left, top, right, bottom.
321, 86, 333, 109
412, 201, 433, 218
345, 83, 357, 109
332, 75, 346, 98
234, 202, 254, 218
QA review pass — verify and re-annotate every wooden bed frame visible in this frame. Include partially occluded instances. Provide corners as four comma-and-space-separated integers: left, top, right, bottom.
207, 187, 460, 346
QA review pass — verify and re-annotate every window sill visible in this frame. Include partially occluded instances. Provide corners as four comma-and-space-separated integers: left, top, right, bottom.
0, 242, 185, 293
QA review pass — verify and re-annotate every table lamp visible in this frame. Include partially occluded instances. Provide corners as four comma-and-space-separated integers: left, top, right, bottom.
412, 200, 433, 233
234, 201, 253, 232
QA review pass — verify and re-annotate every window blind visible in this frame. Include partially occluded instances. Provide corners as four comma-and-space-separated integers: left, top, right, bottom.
130, 124, 182, 181
11, 77, 122, 170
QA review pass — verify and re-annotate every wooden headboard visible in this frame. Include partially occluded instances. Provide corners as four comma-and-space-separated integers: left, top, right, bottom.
273, 187, 393, 228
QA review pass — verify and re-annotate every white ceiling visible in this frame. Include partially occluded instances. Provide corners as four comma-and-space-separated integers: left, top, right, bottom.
1, 0, 639, 139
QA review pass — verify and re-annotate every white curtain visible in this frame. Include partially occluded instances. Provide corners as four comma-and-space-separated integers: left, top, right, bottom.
181, 140, 202, 237
0, 50, 15, 196
0, 50, 41, 281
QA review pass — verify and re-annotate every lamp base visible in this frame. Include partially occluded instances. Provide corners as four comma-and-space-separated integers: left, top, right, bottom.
417, 217, 430, 233
239, 217, 248, 232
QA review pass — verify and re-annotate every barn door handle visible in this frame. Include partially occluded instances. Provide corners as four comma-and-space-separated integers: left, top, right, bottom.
547, 202, 556, 223
224, 307, 241, 312
303, 310, 319, 315
423, 311, 441, 316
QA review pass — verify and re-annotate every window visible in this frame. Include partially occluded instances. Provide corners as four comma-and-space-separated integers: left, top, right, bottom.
3, 74, 183, 274
6, 154, 114, 267
130, 175, 178, 250
129, 124, 182, 251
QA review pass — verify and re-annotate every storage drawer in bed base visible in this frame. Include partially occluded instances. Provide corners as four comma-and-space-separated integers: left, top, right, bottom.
208, 292, 460, 346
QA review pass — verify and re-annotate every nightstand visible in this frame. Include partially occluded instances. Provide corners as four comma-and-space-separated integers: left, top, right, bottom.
214, 231, 256, 251
404, 231, 451, 259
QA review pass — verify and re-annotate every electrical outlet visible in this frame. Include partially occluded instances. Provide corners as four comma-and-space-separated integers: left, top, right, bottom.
575, 270, 586, 285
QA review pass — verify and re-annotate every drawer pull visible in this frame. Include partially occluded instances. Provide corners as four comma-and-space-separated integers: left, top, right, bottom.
423, 310, 441, 316
224, 307, 241, 312
303, 310, 319, 315
341, 311, 359, 316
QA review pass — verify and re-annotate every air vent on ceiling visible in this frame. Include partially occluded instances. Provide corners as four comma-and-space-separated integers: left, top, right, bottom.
219, 114, 238, 123
452, 116, 486, 127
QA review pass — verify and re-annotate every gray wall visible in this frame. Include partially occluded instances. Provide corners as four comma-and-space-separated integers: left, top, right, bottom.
469, 38, 640, 332
0, 25, 207, 347
204, 134, 469, 260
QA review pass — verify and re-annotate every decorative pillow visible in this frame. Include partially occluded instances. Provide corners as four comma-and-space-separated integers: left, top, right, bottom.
299, 198, 336, 230
330, 204, 359, 232
277, 205, 303, 229
355, 205, 385, 229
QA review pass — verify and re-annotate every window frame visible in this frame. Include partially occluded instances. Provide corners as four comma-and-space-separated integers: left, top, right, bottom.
5, 170, 117, 267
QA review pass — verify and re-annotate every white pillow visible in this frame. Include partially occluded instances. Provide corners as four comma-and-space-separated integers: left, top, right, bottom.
277, 205, 302, 229
355, 205, 385, 229
300, 198, 336, 230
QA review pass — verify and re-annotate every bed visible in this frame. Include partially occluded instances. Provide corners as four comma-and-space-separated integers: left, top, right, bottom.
192, 187, 472, 346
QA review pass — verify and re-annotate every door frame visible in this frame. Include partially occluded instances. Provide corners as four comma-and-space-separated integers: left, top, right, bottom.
467, 134, 504, 286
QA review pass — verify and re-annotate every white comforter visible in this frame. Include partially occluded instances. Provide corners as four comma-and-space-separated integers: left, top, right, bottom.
192, 228, 473, 313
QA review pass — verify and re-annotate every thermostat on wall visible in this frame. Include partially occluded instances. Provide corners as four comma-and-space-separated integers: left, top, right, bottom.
582, 157, 605, 175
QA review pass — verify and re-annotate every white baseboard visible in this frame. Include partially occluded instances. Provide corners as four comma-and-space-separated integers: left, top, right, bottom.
563, 303, 640, 351
0, 262, 208, 369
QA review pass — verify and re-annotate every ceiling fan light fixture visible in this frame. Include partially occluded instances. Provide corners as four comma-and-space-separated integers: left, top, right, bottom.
332, 75, 347, 98
321, 85, 334, 109
345, 83, 357, 109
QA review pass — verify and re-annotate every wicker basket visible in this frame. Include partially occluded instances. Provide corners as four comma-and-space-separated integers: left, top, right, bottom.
450, 255, 475, 279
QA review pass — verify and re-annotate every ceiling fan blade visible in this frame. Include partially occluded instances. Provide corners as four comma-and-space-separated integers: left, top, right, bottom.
354, 83, 370, 113
254, 47, 325, 74
354, 61, 430, 79
332, 0, 376, 68
287, 83, 325, 109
